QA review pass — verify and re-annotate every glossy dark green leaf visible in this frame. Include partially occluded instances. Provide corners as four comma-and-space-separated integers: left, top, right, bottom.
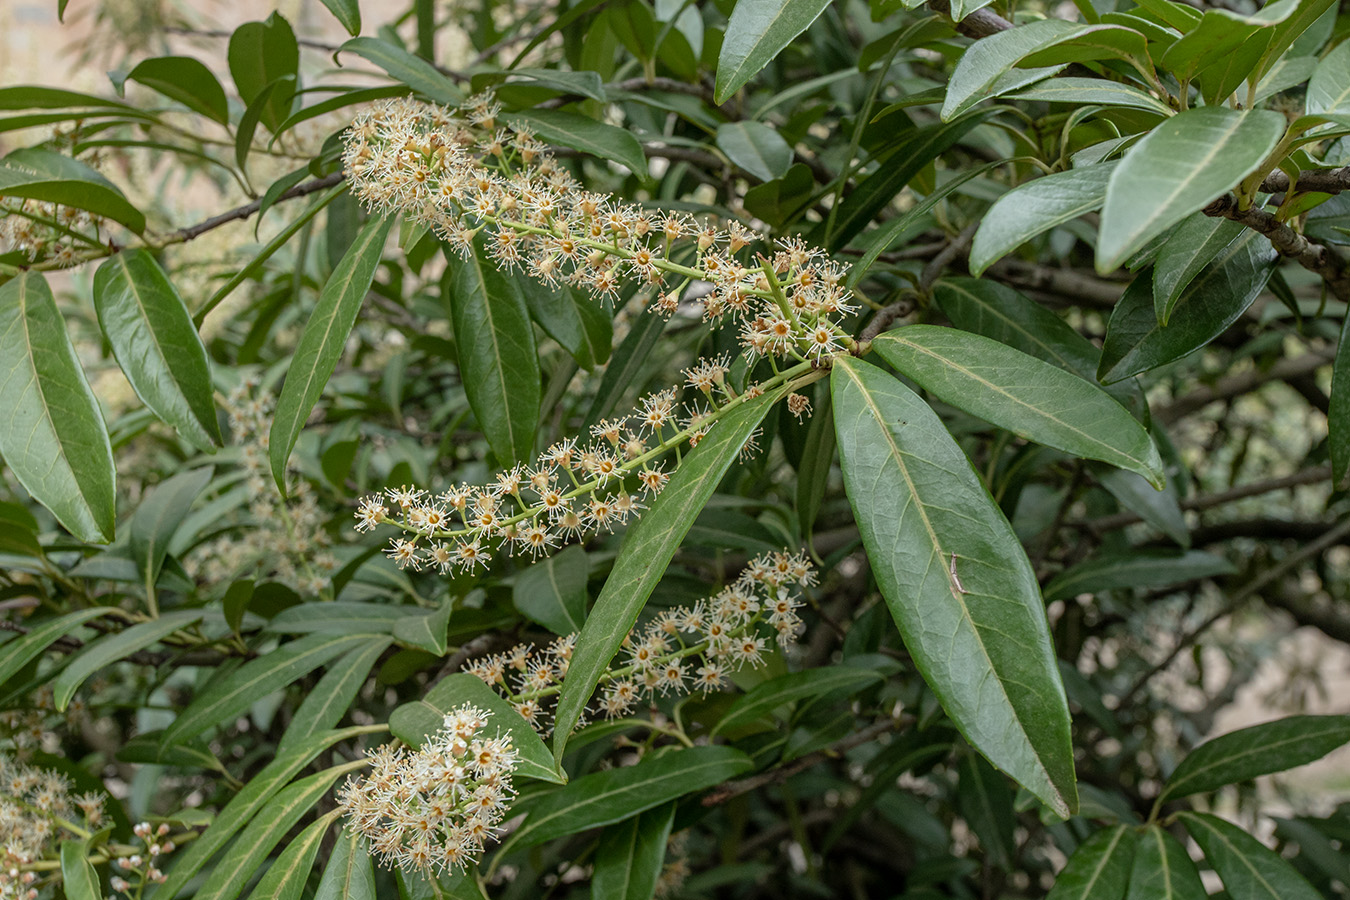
1151, 213, 1244, 325
1008, 78, 1173, 115
268, 601, 418, 635
339, 37, 461, 105
1125, 827, 1207, 900
715, 0, 833, 101
61, 838, 100, 900
156, 726, 376, 899
228, 14, 299, 133
1095, 466, 1189, 547
592, 804, 677, 900
393, 596, 453, 655
507, 110, 647, 175
129, 466, 213, 587
519, 278, 607, 370
0, 272, 115, 542
0, 610, 116, 686
279, 638, 392, 751
444, 236, 540, 468
942, 19, 1078, 120
396, 867, 488, 900
389, 672, 564, 784
164, 632, 378, 745
1332, 310, 1350, 487
1096, 108, 1284, 272
0, 146, 144, 233
514, 544, 588, 635
1180, 812, 1323, 900
1158, 715, 1350, 804
716, 121, 792, 181
796, 388, 834, 535
319, 0, 362, 36
714, 666, 885, 736
504, 746, 752, 851
242, 812, 337, 900
957, 754, 1016, 869
270, 86, 405, 140
969, 163, 1115, 276
53, 610, 203, 711
1099, 234, 1276, 383
1044, 550, 1234, 602
126, 56, 230, 124
551, 385, 789, 758
1046, 826, 1136, 900
583, 307, 664, 429
236, 78, 293, 170
0, 85, 137, 110
873, 326, 1163, 485
315, 828, 375, 900
830, 356, 1076, 816
270, 213, 392, 489
94, 250, 222, 450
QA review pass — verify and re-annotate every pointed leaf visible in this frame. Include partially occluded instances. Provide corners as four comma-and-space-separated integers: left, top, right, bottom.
1125, 827, 1208, 900
507, 110, 647, 175
0, 607, 115, 688
339, 37, 461, 105
129, 467, 214, 587
270, 213, 392, 488
1151, 213, 1245, 324
243, 812, 338, 900
970, 162, 1116, 276
716, 121, 793, 181
93, 250, 222, 449
1044, 550, 1234, 602
514, 545, 588, 636
551, 385, 789, 758
1096, 108, 1284, 272
279, 638, 392, 751
1009, 78, 1173, 115
61, 839, 101, 900
713, 665, 884, 736
0, 147, 145, 232
592, 804, 677, 900
942, 19, 1078, 120
1046, 826, 1136, 900
126, 56, 230, 124
715, 0, 833, 102
830, 356, 1076, 816
315, 828, 375, 900
1180, 812, 1323, 900
873, 326, 1163, 485
53, 610, 204, 711
319, 0, 362, 35
1305, 27, 1350, 114
0, 272, 115, 542
393, 597, 453, 655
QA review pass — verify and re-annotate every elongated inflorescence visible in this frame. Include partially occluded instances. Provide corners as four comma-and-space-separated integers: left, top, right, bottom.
338, 704, 518, 875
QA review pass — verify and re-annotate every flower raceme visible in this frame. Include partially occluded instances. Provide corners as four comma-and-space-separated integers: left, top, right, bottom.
338, 704, 518, 876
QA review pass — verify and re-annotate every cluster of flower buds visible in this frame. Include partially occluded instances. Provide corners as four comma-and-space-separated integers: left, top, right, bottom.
0, 754, 105, 900
0, 198, 105, 268
338, 704, 519, 875
342, 96, 858, 356
109, 822, 174, 895
463, 550, 815, 735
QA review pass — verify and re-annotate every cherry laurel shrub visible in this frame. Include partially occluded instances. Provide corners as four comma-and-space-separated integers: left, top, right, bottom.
1, 0, 1350, 897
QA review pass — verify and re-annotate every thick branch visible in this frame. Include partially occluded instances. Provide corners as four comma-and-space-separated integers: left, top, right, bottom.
1203, 194, 1350, 302
1260, 165, 1350, 195
926, 0, 1014, 37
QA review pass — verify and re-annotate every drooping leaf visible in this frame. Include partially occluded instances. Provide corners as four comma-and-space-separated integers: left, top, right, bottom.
129, 467, 214, 588
270, 213, 393, 489
1158, 715, 1350, 804
1180, 812, 1323, 900
716, 121, 793, 181
53, 610, 204, 711
319, 0, 362, 36
1046, 826, 1136, 900
514, 545, 589, 636
1043, 550, 1235, 602
592, 804, 677, 900
278, 638, 392, 751
1124, 827, 1208, 900
507, 110, 647, 175
0, 147, 146, 232
93, 250, 222, 450
0, 272, 116, 542
228, 14, 299, 133
551, 385, 789, 758
830, 356, 1076, 816
715, 0, 833, 102
1095, 466, 1189, 547
1151, 213, 1245, 324
1332, 310, 1350, 487
126, 56, 230, 124
969, 163, 1116, 276
443, 236, 541, 468
957, 753, 1016, 869
1096, 108, 1284, 272
872, 326, 1163, 485
393, 596, 453, 656
339, 37, 461, 105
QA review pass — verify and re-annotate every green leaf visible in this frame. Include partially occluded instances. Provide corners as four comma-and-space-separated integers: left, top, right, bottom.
319, 0, 362, 36
1158, 715, 1350, 804
519, 279, 608, 370
1096, 108, 1285, 272
1099, 233, 1276, 383
53, 610, 204, 711
393, 596, 453, 655
1180, 812, 1323, 900
129, 467, 214, 587
506, 110, 647, 175
126, 56, 230, 124
592, 804, 677, 900
242, 812, 338, 900
713, 665, 884, 736
443, 236, 541, 468
315, 828, 375, 900
270, 213, 393, 489
0, 84, 136, 110
61, 838, 101, 900
0, 611, 118, 685
93, 250, 222, 450
1125, 827, 1208, 900
1307, 36, 1350, 114
830, 356, 1076, 817
1043, 550, 1235, 602
164, 633, 379, 745
154, 726, 374, 900
268, 602, 418, 635
551, 385, 789, 759
958, 754, 1016, 869
1332, 310, 1350, 487
279, 638, 392, 751
237, 78, 293, 169
228, 14, 300, 133
1046, 826, 1136, 900
942, 19, 1078, 120
194, 765, 352, 900
339, 37, 461, 105
514, 545, 588, 635
715, 0, 833, 102
270, 86, 405, 140
389, 672, 564, 784
583, 307, 664, 429
1096, 466, 1189, 547
716, 121, 793, 181
1008, 78, 1174, 115
397, 867, 488, 900
969, 162, 1115, 276
796, 388, 834, 536
872, 326, 1163, 486
503, 746, 752, 851
1151, 213, 1245, 324
1016, 24, 1154, 73
0, 272, 116, 542
0, 146, 145, 233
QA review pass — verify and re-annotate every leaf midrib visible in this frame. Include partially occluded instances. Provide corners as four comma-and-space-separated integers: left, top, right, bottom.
1162, 719, 1350, 800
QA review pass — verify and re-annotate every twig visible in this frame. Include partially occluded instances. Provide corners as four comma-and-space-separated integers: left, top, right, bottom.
1155, 351, 1335, 424
1260, 166, 1350, 195
919, 221, 978, 292
1203, 194, 1350, 303
856, 295, 917, 348
162, 171, 346, 243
